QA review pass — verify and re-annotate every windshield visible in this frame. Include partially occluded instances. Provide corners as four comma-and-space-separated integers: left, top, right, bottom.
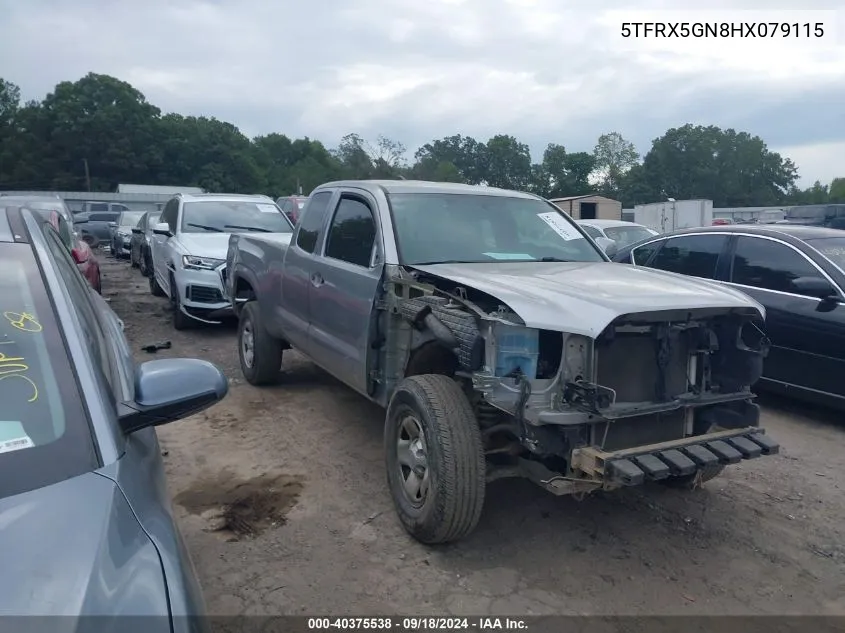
786, 206, 826, 220
604, 225, 656, 247
387, 192, 606, 265
118, 211, 144, 227
0, 244, 97, 500
180, 200, 293, 234
806, 237, 845, 271
147, 211, 161, 227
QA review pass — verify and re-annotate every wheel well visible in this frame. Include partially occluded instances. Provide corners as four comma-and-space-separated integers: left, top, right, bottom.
235, 276, 256, 301
405, 342, 458, 378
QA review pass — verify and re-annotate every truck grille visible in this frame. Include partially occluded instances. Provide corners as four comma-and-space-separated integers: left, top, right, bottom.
187, 285, 223, 303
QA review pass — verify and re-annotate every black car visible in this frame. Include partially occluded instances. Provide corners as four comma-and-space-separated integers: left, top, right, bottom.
612, 225, 845, 409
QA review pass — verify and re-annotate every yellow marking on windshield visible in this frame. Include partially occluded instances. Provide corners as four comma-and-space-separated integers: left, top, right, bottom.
0, 350, 38, 402
3, 312, 42, 333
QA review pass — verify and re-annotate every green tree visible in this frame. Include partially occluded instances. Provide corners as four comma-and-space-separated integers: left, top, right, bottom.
592, 132, 639, 197
483, 134, 532, 190
827, 178, 845, 203
0, 78, 22, 187
334, 133, 374, 179
34, 73, 162, 190
413, 134, 487, 184
639, 124, 797, 207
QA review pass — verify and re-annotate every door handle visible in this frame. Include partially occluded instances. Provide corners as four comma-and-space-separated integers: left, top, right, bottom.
311, 272, 324, 287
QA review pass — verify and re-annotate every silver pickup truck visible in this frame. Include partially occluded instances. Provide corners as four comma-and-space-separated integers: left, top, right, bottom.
225, 180, 779, 544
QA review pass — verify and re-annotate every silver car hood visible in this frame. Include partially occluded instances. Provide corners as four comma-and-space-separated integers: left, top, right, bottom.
411, 261, 764, 338
0, 471, 170, 619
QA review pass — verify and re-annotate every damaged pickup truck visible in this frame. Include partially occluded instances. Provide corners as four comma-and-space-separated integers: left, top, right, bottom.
225, 180, 779, 544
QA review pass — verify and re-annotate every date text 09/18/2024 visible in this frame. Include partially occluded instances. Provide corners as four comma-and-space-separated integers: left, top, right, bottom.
306, 617, 528, 631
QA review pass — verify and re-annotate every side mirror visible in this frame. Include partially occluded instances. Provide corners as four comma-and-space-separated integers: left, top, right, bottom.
152, 222, 172, 237
71, 247, 89, 264
791, 276, 837, 300
118, 358, 228, 435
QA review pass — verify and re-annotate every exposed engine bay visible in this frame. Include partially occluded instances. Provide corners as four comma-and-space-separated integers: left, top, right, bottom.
380, 265, 778, 496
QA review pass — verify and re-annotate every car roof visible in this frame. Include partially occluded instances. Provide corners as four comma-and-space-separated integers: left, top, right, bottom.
0, 205, 55, 243
577, 219, 646, 228
177, 193, 274, 203
666, 224, 845, 240
315, 179, 541, 199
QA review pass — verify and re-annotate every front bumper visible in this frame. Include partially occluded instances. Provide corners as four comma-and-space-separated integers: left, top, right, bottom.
573, 426, 779, 488
173, 265, 233, 323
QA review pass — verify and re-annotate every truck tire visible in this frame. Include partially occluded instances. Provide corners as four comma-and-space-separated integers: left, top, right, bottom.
170, 274, 193, 331
385, 374, 485, 544
662, 464, 725, 489
238, 301, 283, 385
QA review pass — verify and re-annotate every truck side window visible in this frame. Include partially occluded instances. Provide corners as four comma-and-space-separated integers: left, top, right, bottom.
324, 196, 377, 268
296, 191, 333, 254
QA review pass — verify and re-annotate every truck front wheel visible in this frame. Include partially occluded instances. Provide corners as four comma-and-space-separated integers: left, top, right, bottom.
238, 301, 283, 385
385, 374, 486, 544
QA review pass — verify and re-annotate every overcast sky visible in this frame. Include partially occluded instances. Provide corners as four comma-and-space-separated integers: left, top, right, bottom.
1, 0, 843, 188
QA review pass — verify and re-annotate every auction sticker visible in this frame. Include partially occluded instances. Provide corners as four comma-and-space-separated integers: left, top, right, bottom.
0, 436, 35, 454
537, 211, 582, 240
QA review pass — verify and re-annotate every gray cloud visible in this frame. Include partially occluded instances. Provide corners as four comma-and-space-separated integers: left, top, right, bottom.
0, 0, 843, 185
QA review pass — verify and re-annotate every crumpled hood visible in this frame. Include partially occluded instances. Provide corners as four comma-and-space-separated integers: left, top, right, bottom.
0, 472, 170, 618
178, 233, 232, 260
412, 261, 764, 338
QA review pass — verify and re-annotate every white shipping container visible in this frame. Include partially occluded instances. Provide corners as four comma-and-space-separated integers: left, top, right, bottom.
633, 199, 713, 234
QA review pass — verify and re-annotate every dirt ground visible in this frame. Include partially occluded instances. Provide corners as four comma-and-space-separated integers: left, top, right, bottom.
100, 252, 845, 617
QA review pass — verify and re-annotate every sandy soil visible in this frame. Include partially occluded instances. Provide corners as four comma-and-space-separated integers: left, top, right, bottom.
100, 253, 845, 617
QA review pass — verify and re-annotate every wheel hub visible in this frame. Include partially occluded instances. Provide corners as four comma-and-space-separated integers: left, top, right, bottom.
242, 322, 255, 368
396, 414, 430, 506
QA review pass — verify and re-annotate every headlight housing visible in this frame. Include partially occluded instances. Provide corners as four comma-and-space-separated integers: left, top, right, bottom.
182, 255, 225, 271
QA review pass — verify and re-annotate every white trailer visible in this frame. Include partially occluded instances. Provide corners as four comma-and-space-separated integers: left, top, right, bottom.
633, 199, 713, 234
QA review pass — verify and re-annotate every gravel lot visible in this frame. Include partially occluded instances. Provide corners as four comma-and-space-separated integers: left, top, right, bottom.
101, 253, 845, 617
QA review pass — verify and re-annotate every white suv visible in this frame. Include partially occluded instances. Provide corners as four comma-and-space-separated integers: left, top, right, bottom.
149, 193, 293, 329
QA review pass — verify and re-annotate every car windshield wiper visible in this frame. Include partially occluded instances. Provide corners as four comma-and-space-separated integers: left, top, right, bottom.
411, 260, 488, 265
539, 256, 573, 262
223, 224, 272, 233
186, 223, 224, 232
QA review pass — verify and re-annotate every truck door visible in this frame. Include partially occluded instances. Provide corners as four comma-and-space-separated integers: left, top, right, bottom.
279, 190, 335, 353
308, 190, 383, 394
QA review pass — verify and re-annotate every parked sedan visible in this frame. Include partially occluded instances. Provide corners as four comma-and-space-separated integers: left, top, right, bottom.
110, 210, 146, 258
74, 210, 122, 247
612, 224, 845, 409
0, 205, 227, 624
576, 219, 658, 248
0, 196, 102, 292
130, 210, 162, 276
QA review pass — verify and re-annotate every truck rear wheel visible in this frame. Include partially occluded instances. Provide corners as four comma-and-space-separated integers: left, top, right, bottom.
385, 374, 485, 544
238, 301, 283, 385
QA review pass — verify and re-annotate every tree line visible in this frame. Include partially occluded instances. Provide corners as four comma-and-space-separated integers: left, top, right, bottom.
0, 73, 842, 208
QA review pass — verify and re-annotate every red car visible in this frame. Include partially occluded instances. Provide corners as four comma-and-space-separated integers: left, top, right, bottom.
1, 196, 102, 293
276, 195, 309, 225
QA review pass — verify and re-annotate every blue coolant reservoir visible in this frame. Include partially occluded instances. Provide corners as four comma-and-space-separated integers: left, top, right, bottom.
494, 326, 539, 379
